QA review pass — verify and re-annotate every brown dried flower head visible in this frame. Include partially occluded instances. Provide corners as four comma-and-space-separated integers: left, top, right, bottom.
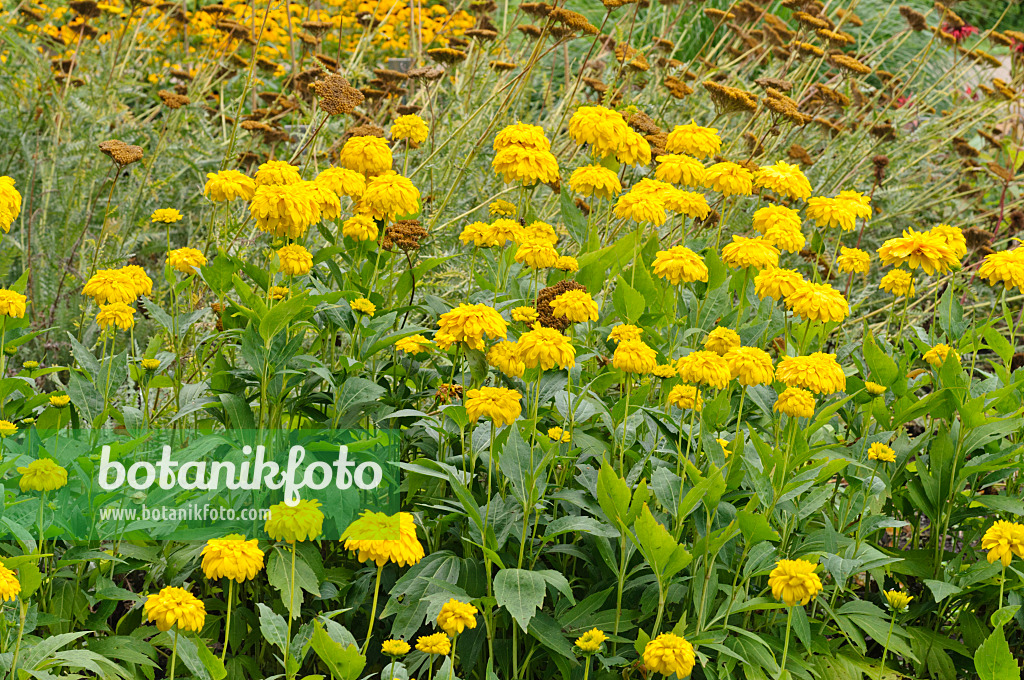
829, 53, 871, 75
99, 139, 143, 167
427, 47, 468, 65
490, 60, 517, 71
788, 144, 814, 166
898, 6, 927, 31
664, 75, 694, 98
312, 73, 364, 115
703, 81, 757, 114
158, 89, 190, 109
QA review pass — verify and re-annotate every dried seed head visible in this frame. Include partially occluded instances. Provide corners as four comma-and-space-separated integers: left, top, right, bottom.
426, 47, 468, 64
99, 139, 143, 167
158, 89, 190, 109
817, 28, 854, 47
952, 136, 979, 158
836, 9, 864, 27
664, 75, 694, 99
374, 68, 409, 83
383, 220, 428, 251
536, 280, 587, 332
626, 110, 661, 135
869, 122, 896, 141
789, 144, 815, 166
519, 2, 551, 17
756, 76, 793, 91
301, 20, 333, 36
872, 155, 889, 184
397, 104, 422, 115
987, 162, 1015, 183
703, 8, 735, 21
407, 66, 445, 80
792, 41, 824, 58
703, 81, 757, 114
829, 53, 871, 75
311, 73, 364, 115
899, 6, 928, 31
793, 11, 830, 30
466, 28, 499, 40
69, 0, 100, 18
517, 24, 543, 38
490, 60, 517, 71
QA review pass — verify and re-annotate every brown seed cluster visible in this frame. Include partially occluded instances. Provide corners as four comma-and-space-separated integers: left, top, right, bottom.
158, 89, 190, 109
703, 81, 757, 114
311, 73, 364, 115
664, 75, 693, 99
99, 139, 143, 166
899, 6, 928, 31
788, 144, 814, 166
427, 47, 468, 65
536, 280, 587, 332
872, 155, 889, 185
382, 220, 428, 252
490, 60, 517, 72
829, 53, 871, 75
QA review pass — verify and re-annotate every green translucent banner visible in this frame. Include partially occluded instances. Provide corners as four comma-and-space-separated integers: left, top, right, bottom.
0, 429, 399, 542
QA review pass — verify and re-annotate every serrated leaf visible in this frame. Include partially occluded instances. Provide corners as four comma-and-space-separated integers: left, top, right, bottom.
494, 568, 546, 632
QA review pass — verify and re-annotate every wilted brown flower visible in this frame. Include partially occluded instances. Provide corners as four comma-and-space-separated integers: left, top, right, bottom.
793, 11, 829, 30
829, 53, 871, 75
312, 74, 364, 115
99, 139, 143, 167
427, 47, 468, 64
817, 28, 854, 47
836, 8, 864, 26
407, 67, 445, 80
703, 81, 757, 114
158, 89, 190, 109
490, 60, 517, 71
703, 8, 735, 21
69, 0, 100, 18
987, 162, 1015, 183
519, 1, 551, 17
793, 41, 824, 58
951, 136, 979, 158
466, 28, 499, 40
872, 155, 889, 184
664, 75, 694, 98
517, 24, 543, 38
789, 144, 815, 166
755, 76, 792, 91
869, 122, 896, 142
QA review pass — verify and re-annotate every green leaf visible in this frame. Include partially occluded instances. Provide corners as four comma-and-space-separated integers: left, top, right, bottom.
193, 634, 228, 680
737, 510, 779, 544
596, 459, 631, 530
990, 606, 1020, 629
18, 561, 42, 599
630, 504, 692, 582
494, 568, 547, 631
612, 276, 646, 324
975, 626, 1019, 680
257, 603, 289, 651
260, 292, 311, 342
311, 621, 367, 680
863, 331, 898, 386
937, 285, 966, 338
560, 190, 588, 248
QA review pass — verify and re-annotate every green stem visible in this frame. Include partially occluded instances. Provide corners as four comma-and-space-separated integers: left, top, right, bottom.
169, 630, 179, 680
284, 543, 297, 677
779, 606, 793, 675
221, 579, 234, 663
361, 563, 384, 654
875, 614, 896, 680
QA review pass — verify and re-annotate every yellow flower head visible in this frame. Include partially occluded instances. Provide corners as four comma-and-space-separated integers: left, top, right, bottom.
511, 306, 539, 324
382, 639, 411, 657
929, 224, 966, 259
83, 269, 136, 305
494, 123, 551, 152
316, 167, 366, 198
868, 443, 896, 463
144, 586, 206, 632
879, 269, 915, 297
168, 247, 208, 274
49, 394, 71, 408
668, 384, 703, 411
762, 221, 805, 253
517, 325, 576, 370
752, 204, 801, 235
655, 154, 706, 188
465, 386, 523, 426
254, 160, 302, 187
269, 286, 290, 301
416, 632, 451, 655
884, 590, 913, 613
837, 247, 871, 275
122, 265, 153, 298
652, 363, 677, 379
250, 184, 321, 239
466, 219, 524, 248
676, 350, 731, 390
0, 177, 22, 233
204, 169, 256, 202
360, 172, 420, 220
865, 381, 887, 396
567, 106, 631, 158
652, 246, 708, 285
277, 244, 313, 276
391, 114, 429, 148
436, 304, 508, 351
342, 511, 425, 567
608, 324, 643, 344
201, 536, 265, 582
436, 598, 478, 636
773, 387, 815, 418
151, 208, 182, 223
981, 520, 1024, 567
664, 190, 711, 220
302, 180, 342, 220
550, 290, 598, 323
614, 190, 667, 225
0, 560, 20, 602
575, 628, 607, 654
754, 161, 812, 200
492, 145, 560, 185
265, 498, 324, 543
489, 199, 517, 217
613, 339, 658, 374
922, 343, 959, 368
665, 122, 721, 159
17, 458, 68, 492
769, 558, 823, 606
642, 633, 696, 678
705, 162, 754, 196
515, 239, 559, 269
141, 358, 161, 371
0, 289, 27, 319
877, 228, 958, 275
96, 302, 136, 331
754, 267, 805, 301
806, 197, 857, 231
776, 353, 846, 394
524, 220, 558, 245
784, 281, 849, 323
569, 164, 622, 199
395, 334, 431, 355
615, 129, 652, 166
547, 427, 572, 443
340, 136, 393, 177
724, 346, 774, 386
0, 420, 15, 437
343, 214, 379, 242
555, 256, 580, 272
978, 250, 1024, 291
351, 298, 376, 316
704, 327, 740, 356
721, 235, 779, 270
836, 190, 872, 220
